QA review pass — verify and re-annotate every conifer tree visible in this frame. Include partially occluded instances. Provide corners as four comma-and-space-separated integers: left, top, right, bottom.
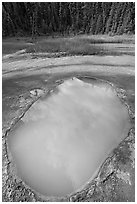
2, 2, 135, 37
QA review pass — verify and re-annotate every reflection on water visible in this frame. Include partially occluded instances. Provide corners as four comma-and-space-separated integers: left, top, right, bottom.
8, 78, 130, 197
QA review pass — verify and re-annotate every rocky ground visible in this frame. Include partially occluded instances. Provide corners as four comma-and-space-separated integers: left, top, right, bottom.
2, 36, 135, 202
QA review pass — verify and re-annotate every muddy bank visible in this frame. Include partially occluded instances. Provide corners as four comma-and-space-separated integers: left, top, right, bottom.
2, 55, 135, 78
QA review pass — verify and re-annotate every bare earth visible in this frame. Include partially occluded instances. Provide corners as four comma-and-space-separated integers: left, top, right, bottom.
2, 37, 135, 202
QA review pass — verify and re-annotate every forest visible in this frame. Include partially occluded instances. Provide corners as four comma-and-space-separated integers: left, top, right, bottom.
2, 2, 135, 38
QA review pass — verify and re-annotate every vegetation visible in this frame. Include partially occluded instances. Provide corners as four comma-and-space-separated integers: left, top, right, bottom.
2, 2, 135, 38
3, 35, 134, 56
25, 37, 104, 56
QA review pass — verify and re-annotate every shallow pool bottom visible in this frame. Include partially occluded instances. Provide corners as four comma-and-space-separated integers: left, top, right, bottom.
8, 77, 130, 197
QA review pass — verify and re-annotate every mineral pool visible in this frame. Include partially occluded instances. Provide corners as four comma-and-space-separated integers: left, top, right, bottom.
8, 77, 131, 197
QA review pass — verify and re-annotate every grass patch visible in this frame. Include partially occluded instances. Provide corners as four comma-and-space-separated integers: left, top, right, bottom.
26, 37, 104, 55
3, 43, 25, 55
77, 34, 135, 44
26, 39, 64, 53
2, 35, 135, 56
2, 36, 32, 55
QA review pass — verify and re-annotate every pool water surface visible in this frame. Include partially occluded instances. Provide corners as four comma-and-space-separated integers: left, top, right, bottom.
8, 78, 131, 197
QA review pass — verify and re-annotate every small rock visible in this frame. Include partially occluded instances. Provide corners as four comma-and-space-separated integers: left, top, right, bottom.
30, 89, 44, 97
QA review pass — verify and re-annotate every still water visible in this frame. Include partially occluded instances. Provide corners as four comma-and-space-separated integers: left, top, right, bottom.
8, 78, 130, 197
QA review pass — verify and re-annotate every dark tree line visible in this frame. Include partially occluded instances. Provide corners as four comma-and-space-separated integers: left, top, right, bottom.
2, 2, 135, 37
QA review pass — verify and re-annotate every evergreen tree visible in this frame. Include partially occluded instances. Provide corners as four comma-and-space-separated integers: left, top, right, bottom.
2, 2, 135, 37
